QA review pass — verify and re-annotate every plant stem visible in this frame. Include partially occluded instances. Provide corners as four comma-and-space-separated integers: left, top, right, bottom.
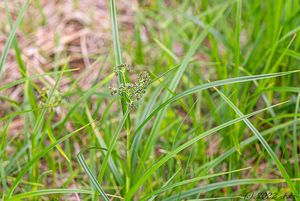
109, 0, 131, 193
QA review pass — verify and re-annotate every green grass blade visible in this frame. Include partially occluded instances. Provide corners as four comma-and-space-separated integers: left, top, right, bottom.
85, 103, 124, 185
7, 122, 94, 198
77, 153, 110, 201
8, 189, 123, 201
4, 0, 27, 77
187, 196, 245, 201
97, 109, 130, 182
293, 92, 300, 191
109, 0, 131, 191
134, 71, 300, 136
234, 0, 241, 77
136, 4, 229, 177
148, 168, 181, 201
0, 0, 29, 78
110, 0, 122, 66
163, 178, 300, 201
8, 189, 93, 201
141, 167, 251, 200
46, 128, 70, 163
55, 73, 114, 133
0, 69, 78, 92
153, 38, 179, 62
130, 85, 163, 170
125, 102, 285, 200
198, 119, 300, 173
214, 87, 299, 198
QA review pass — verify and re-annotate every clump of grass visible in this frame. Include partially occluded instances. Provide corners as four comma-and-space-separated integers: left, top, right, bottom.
1, 0, 300, 201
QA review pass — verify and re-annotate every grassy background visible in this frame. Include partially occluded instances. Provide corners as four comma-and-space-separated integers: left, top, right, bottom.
0, 0, 300, 200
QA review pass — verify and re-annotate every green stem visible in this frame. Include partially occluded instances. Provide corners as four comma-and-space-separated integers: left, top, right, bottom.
109, 0, 131, 193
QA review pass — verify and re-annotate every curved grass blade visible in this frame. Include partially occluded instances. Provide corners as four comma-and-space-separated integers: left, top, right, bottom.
46, 128, 70, 163
163, 178, 300, 201
77, 153, 109, 201
85, 102, 124, 185
0, 0, 29, 78
8, 189, 93, 201
153, 38, 179, 62
130, 85, 163, 172
0, 104, 64, 122
0, 69, 78, 92
187, 196, 245, 201
148, 168, 181, 201
29, 64, 67, 187
214, 87, 299, 199
198, 119, 300, 173
293, 92, 300, 191
136, 4, 229, 177
6, 122, 94, 198
140, 167, 251, 200
55, 73, 114, 131
124, 102, 286, 200
134, 71, 300, 136
97, 109, 130, 182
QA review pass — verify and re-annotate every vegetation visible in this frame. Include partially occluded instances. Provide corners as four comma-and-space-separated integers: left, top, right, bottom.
0, 0, 300, 200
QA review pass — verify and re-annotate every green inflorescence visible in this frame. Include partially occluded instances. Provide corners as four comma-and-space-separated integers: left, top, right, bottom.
38, 87, 63, 109
110, 64, 150, 110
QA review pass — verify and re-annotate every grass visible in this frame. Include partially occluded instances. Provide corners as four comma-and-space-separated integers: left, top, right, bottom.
0, 0, 300, 200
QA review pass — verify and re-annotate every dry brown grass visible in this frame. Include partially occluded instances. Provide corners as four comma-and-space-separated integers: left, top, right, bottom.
0, 0, 135, 134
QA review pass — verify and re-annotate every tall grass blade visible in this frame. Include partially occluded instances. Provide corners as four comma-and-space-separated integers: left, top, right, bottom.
0, 0, 29, 78
97, 109, 130, 182
135, 71, 300, 136
163, 178, 300, 201
77, 153, 109, 201
125, 102, 285, 199
214, 87, 299, 199
7, 122, 94, 198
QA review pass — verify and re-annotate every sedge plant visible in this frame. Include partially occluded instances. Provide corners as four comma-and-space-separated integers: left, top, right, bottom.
1, 0, 300, 201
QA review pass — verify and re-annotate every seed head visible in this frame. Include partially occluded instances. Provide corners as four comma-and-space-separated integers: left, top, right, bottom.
110, 64, 151, 110
38, 87, 63, 109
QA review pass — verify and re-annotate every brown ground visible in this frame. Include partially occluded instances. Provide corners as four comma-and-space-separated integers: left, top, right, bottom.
0, 0, 135, 133
0, 0, 135, 92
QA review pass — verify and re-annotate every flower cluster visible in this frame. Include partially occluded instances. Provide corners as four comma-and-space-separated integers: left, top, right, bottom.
113, 63, 132, 75
110, 64, 150, 110
39, 87, 62, 109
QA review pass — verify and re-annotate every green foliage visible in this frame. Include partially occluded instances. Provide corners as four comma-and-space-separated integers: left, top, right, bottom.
1, 0, 300, 200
